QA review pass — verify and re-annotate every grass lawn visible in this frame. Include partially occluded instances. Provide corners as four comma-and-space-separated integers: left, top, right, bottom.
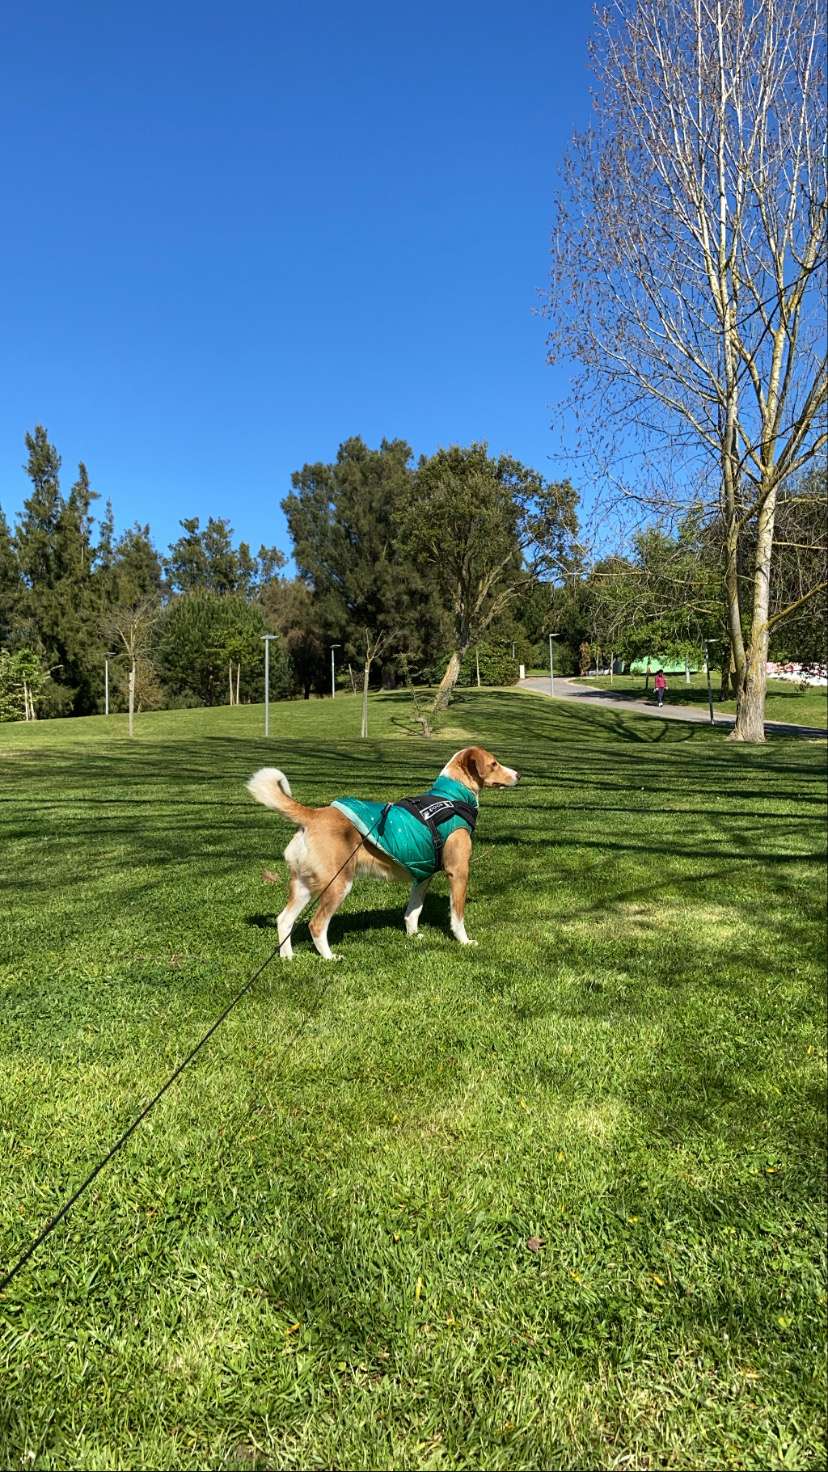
1, 690, 826, 1470
576, 673, 828, 729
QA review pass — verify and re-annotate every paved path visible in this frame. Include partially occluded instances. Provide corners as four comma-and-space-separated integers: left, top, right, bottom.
519, 676, 828, 739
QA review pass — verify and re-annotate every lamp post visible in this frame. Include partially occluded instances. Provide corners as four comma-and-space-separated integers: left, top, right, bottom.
104, 652, 117, 717
703, 639, 720, 725
548, 633, 558, 695
330, 643, 341, 699
261, 634, 278, 737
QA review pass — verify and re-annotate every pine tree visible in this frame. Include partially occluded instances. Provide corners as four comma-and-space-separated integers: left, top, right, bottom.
14, 428, 67, 702
16, 426, 63, 591
156, 591, 279, 706
52, 463, 103, 711
15, 431, 115, 714
0, 507, 22, 648
166, 518, 210, 593
166, 517, 285, 596
110, 524, 163, 605
200, 517, 242, 594
283, 437, 443, 685
96, 500, 115, 576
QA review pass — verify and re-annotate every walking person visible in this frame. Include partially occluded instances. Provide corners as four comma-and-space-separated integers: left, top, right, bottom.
654, 668, 668, 707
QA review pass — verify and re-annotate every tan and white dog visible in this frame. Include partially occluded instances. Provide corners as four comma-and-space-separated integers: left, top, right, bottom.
246, 746, 519, 959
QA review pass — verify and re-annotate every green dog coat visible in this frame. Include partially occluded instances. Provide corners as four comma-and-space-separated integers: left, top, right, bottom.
332, 774, 478, 883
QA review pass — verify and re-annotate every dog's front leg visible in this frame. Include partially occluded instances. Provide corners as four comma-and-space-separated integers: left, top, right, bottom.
404, 877, 432, 938
443, 831, 476, 946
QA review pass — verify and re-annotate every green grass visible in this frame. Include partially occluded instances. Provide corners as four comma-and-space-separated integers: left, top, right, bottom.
576, 673, 828, 729
1, 690, 826, 1470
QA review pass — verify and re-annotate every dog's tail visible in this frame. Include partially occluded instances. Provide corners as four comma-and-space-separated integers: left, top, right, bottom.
246, 767, 315, 826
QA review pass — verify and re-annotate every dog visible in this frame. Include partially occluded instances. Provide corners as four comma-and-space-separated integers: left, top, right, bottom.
246, 746, 519, 959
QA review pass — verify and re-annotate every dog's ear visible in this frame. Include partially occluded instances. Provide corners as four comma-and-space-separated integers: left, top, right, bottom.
459, 746, 487, 786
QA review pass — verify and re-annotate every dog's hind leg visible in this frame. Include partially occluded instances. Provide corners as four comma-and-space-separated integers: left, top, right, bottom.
308, 875, 353, 961
276, 874, 312, 959
404, 877, 432, 938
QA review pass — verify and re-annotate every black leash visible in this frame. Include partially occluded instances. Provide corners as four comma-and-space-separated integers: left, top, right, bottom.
0, 821, 380, 1296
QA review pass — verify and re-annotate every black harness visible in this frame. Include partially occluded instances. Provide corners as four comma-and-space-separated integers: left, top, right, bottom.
379, 793, 478, 870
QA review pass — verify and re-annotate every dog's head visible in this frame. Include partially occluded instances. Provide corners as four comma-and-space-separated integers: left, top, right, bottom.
445, 746, 520, 792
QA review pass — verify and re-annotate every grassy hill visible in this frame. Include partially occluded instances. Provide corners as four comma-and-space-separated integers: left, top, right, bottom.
1, 691, 825, 1469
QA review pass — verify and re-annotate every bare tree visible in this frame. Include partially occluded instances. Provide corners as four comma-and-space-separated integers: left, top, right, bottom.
105, 597, 159, 737
360, 628, 392, 739
548, 0, 827, 740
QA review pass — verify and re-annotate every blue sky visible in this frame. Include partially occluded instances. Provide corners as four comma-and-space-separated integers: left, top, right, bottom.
0, 0, 594, 559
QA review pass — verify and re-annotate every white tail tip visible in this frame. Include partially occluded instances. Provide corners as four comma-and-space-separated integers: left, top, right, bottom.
246, 766, 292, 808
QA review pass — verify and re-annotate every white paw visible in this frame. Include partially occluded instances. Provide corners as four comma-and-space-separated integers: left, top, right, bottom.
406, 930, 424, 941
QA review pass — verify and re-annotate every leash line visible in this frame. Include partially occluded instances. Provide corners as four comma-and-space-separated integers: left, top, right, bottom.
0, 822, 378, 1296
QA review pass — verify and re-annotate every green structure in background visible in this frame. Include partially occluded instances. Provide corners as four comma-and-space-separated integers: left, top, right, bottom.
629, 655, 701, 675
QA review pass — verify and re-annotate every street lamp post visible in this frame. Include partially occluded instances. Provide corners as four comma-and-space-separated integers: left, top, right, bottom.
703, 639, 720, 726
330, 644, 341, 699
548, 633, 557, 696
261, 634, 278, 737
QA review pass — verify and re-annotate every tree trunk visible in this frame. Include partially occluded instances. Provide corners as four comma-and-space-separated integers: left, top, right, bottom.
731, 481, 776, 743
432, 648, 465, 712
229, 662, 234, 705
475, 648, 481, 687
235, 662, 241, 705
348, 663, 356, 694
733, 641, 769, 742
128, 663, 136, 738
361, 659, 371, 738
723, 520, 747, 697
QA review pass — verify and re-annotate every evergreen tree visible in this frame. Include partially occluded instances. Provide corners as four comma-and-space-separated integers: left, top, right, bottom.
110, 524, 164, 605
61, 464, 97, 578
399, 444, 579, 707
0, 507, 22, 648
166, 517, 285, 596
166, 517, 209, 592
15, 426, 62, 590
51, 462, 102, 712
283, 437, 443, 684
156, 591, 285, 706
13, 427, 71, 707
259, 578, 326, 698
96, 500, 115, 576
